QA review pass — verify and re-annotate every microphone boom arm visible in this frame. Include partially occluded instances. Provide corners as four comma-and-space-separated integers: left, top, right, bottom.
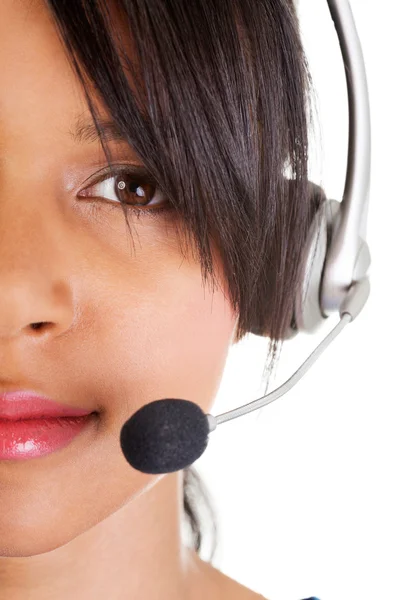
207, 277, 369, 432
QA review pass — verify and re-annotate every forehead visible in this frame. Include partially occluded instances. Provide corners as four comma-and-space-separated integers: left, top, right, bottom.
0, 0, 131, 153
0, 1, 83, 148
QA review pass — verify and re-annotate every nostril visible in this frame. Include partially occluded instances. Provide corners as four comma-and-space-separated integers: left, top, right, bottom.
30, 322, 47, 331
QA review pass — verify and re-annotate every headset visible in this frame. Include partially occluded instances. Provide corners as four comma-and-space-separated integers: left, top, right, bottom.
119, 0, 372, 476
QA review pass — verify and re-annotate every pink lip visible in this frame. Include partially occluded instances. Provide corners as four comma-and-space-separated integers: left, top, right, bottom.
0, 390, 93, 420
0, 391, 97, 460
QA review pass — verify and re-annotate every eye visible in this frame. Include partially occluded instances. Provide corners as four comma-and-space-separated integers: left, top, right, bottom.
78, 165, 168, 213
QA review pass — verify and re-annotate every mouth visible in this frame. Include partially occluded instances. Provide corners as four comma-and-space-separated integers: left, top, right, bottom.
0, 412, 99, 461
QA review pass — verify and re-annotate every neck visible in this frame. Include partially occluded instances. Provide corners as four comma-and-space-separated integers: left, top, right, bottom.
0, 471, 206, 600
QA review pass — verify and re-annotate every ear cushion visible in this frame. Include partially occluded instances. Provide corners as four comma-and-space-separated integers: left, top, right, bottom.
248, 179, 330, 339
247, 179, 339, 340
283, 183, 341, 339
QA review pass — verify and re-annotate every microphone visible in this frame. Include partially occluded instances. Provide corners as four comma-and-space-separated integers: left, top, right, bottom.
120, 279, 369, 474
120, 398, 210, 474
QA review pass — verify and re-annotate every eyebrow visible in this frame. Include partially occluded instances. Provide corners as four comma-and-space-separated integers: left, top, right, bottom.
69, 114, 126, 144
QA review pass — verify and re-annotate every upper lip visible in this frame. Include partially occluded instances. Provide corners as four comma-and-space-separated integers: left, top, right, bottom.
0, 390, 94, 420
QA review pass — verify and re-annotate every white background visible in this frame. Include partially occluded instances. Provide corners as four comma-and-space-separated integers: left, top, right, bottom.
192, 1, 400, 599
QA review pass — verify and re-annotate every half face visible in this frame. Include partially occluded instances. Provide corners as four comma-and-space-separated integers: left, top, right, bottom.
0, 0, 238, 556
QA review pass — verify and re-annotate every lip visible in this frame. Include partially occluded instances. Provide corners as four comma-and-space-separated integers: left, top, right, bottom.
0, 413, 98, 460
0, 391, 97, 461
0, 390, 94, 420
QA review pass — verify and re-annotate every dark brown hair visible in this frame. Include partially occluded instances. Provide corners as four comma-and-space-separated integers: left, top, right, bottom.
44, 0, 321, 562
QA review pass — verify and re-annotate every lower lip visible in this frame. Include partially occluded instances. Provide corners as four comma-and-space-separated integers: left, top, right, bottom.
0, 414, 97, 460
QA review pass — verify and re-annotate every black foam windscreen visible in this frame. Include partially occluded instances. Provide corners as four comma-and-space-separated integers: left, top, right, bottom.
119, 398, 210, 474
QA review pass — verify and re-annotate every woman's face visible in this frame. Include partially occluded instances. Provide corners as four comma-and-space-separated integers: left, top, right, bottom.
0, 0, 238, 556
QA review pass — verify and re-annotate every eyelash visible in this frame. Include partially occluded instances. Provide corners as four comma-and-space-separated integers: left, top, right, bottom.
77, 165, 173, 220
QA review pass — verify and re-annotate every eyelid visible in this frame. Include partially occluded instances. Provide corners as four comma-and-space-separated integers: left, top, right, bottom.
78, 163, 157, 193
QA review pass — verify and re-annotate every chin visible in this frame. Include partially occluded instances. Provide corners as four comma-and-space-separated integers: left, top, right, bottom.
0, 528, 75, 558
0, 495, 102, 558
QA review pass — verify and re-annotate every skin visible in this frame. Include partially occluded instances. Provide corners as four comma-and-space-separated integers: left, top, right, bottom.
0, 1, 266, 599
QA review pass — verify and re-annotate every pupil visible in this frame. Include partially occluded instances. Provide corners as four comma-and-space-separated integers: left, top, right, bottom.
117, 176, 149, 206
128, 181, 145, 197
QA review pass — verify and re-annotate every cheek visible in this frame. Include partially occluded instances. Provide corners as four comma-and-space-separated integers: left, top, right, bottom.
84, 230, 238, 418
150, 270, 237, 407
105, 261, 237, 415
67, 210, 239, 425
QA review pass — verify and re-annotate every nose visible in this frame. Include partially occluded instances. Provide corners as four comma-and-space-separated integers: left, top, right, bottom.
0, 199, 75, 341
